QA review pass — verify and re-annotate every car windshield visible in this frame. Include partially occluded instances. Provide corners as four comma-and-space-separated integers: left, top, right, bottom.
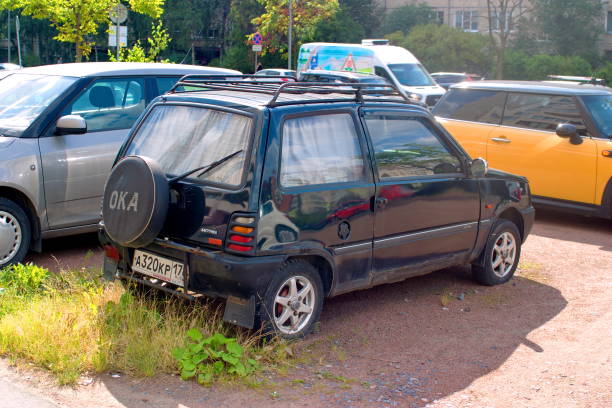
126, 105, 253, 187
388, 64, 435, 87
0, 73, 77, 136
359, 76, 388, 84
581, 95, 612, 137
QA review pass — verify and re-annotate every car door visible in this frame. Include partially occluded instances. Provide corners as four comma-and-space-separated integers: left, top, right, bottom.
361, 109, 480, 284
487, 92, 597, 204
434, 88, 507, 159
263, 110, 375, 292
39, 77, 148, 229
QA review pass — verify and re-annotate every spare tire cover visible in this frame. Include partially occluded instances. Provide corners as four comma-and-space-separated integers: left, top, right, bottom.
102, 156, 169, 248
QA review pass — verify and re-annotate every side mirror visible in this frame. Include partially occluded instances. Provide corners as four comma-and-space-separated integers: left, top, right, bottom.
556, 123, 582, 145
55, 115, 87, 135
471, 157, 488, 177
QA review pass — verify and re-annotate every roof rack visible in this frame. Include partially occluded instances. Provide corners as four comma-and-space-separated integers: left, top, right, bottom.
168, 74, 422, 107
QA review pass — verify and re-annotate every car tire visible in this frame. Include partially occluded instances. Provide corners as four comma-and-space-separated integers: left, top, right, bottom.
472, 219, 521, 286
0, 198, 31, 268
258, 259, 324, 340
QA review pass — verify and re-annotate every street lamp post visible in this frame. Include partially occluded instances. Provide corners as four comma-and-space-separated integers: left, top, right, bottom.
288, 0, 293, 70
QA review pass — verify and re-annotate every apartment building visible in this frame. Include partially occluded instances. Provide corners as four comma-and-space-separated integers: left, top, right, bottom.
380, 0, 612, 58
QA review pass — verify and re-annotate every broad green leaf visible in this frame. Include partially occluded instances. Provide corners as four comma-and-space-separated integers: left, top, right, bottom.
226, 341, 244, 356
187, 328, 203, 342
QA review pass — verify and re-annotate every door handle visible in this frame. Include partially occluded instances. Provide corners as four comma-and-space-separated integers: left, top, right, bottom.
375, 197, 388, 209
491, 137, 511, 143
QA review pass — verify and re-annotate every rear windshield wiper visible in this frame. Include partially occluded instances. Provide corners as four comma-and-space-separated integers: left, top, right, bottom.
168, 149, 243, 184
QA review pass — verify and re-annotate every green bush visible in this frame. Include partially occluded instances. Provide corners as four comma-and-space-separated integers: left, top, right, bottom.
503, 51, 594, 80
0, 263, 48, 295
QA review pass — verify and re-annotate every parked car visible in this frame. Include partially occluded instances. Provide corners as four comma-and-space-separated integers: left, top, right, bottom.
434, 81, 612, 218
99, 76, 534, 339
431, 72, 483, 90
254, 68, 296, 81
0, 62, 241, 267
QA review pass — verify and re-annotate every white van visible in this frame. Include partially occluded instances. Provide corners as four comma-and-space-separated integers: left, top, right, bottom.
297, 40, 446, 106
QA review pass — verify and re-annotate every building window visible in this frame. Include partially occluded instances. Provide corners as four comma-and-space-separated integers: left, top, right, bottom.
490, 11, 513, 32
607, 11, 612, 34
436, 10, 444, 25
455, 10, 479, 32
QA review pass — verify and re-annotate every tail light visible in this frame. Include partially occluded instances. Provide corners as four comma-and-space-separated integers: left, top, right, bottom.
104, 245, 121, 261
225, 213, 257, 254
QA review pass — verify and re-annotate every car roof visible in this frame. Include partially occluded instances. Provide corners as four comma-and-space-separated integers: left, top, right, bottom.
451, 80, 611, 95
16, 62, 241, 78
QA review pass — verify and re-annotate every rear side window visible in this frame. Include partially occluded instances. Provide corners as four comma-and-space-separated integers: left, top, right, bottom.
434, 89, 505, 124
126, 105, 252, 187
280, 113, 366, 187
502, 93, 588, 135
365, 115, 463, 179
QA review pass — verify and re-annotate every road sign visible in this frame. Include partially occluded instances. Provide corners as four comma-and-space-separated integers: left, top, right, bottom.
252, 44, 262, 52
109, 3, 128, 24
252, 32, 263, 45
108, 25, 128, 47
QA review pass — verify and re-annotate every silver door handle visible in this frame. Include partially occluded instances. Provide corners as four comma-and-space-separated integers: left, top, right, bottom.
491, 137, 511, 143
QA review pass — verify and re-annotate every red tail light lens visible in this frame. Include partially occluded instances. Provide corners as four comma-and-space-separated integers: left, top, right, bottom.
228, 243, 252, 252
104, 245, 121, 261
230, 235, 253, 243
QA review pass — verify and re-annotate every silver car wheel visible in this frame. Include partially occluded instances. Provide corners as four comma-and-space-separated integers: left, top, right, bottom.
491, 231, 516, 278
0, 210, 22, 265
273, 275, 316, 335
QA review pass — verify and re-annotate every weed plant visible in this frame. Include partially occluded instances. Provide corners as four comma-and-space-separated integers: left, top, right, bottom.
0, 264, 285, 385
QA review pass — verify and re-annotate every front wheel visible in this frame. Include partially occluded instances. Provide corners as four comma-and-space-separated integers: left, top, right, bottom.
258, 260, 324, 340
472, 219, 521, 286
0, 198, 31, 268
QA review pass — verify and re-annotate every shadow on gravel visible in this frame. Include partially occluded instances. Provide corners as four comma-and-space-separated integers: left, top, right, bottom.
531, 208, 612, 250
99, 266, 566, 408
24, 233, 103, 272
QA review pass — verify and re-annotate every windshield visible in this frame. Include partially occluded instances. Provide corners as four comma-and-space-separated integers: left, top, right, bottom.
126, 105, 252, 186
581, 95, 612, 137
388, 64, 436, 87
0, 74, 77, 136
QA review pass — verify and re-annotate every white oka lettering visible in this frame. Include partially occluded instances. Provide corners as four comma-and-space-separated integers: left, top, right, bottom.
109, 191, 139, 212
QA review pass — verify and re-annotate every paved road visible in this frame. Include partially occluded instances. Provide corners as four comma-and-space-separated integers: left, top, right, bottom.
0, 378, 58, 408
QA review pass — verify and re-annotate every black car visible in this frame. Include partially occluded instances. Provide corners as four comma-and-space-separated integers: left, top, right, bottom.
99, 76, 535, 339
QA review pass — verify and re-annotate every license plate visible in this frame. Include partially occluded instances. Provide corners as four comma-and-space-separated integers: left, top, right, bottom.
132, 250, 185, 286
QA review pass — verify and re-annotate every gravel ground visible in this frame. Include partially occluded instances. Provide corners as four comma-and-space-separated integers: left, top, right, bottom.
3, 209, 611, 408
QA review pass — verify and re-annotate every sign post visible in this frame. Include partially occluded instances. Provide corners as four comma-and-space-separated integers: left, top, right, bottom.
252, 32, 263, 72
109, 3, 128, 59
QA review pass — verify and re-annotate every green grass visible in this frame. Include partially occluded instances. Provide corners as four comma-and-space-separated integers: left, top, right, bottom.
0, 264, 287, 385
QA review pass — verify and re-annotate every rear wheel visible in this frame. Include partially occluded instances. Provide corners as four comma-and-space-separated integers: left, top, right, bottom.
0, 198, 31, 268
472, 219, 521, 286
258, 260, 324, 339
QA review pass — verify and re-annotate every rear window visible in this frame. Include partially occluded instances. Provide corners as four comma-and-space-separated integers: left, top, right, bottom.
125, 105, 252, 187
434, 89, 506, 124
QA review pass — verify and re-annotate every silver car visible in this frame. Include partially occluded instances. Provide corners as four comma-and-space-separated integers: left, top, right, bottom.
0, 62, 240, 266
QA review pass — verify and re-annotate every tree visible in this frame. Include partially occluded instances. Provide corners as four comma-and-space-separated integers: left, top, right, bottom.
340, 0, 382, 37
251, 0, 339, 59
485, 0, 530, 79
304, 8, 364, 44
389, 24, 492, 75
381, 3, 436, 35
530, 0, 603, 58
109, 20, 170, 62
0, 0, 165, 62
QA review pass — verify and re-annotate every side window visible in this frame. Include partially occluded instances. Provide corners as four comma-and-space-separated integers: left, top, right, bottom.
156, 77, 180, 94
375, 66, 394, 83
433, 89, 506, 125
502, 93, 588, 135
65, 78, 146, 132
365, 115, 463, 179
280, 113, 366, 187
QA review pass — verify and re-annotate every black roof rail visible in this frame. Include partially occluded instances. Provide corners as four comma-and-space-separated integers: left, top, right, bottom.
168, 74, 423, 107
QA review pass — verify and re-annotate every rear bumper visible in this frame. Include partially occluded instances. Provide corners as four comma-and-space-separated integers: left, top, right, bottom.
520, 206, 536, 242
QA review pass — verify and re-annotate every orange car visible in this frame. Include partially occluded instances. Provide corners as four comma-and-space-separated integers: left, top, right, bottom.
434, 81, 612, 219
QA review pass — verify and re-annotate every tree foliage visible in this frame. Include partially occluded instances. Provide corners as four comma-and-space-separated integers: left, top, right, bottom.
108, 20, 170, 62
0, 0, 164, 62
531, 0, 602, 58
251, 0, 339, 57
503, 50, 594, 80
381, 3, 436, 35
389, 24, 492, 75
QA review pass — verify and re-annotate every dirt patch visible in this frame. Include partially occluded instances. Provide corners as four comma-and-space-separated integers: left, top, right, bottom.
3, 209, 611, 407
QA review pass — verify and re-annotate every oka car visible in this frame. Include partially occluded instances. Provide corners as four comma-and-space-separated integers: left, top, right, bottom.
100, 76, 535, 339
